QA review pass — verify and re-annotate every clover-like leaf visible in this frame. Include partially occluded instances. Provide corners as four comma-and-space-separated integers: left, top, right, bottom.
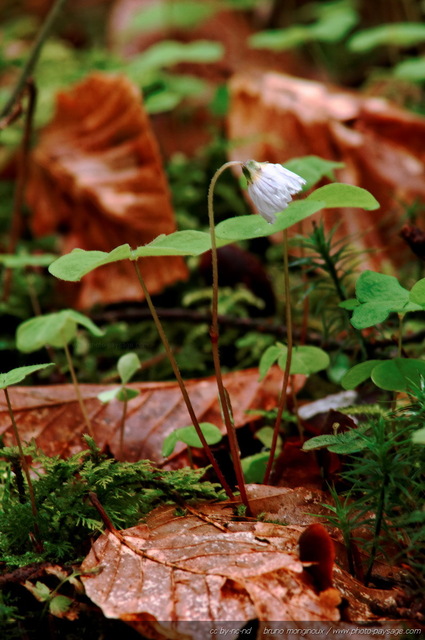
117, 353, 141, 385
371, 358, 425, 393
341, 360, 383, 390
16, 310, 103, 352
278, 345, 330, 376
162, 423, 223, 458
306, 183, 379, 210
0, 363, 54, 389
349, 271, 421, 329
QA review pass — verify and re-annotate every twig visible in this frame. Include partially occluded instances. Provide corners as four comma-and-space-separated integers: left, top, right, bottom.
0, 0, 68, 119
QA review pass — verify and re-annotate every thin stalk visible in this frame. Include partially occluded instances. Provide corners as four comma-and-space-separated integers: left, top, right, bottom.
264, 230, 293, 484
63, 342, 94, 438
364, 477, 388, 586
4, 388, 41, 547
0, 0, 68, 119
119, 397, 128, 460
208, 161, 252, 515
133, 261, 234, 499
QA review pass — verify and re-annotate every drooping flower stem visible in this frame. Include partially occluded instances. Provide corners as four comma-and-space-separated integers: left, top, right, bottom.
208, 162, 252, 515
63, 342, 94, 438
4, 387, 41, 547
264, 229, 293, 484
133, 260, 234, 500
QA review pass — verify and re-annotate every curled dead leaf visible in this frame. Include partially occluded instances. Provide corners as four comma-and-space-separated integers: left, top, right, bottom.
228, 72, 425, 269
26, 72, 187, 308
80, 503, 341, 634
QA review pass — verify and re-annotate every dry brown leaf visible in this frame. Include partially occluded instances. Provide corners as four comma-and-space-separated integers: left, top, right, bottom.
26, 72, 187, 308
0, 367, 304, 463
227, 72, 425, 269
80, 503, 341, 636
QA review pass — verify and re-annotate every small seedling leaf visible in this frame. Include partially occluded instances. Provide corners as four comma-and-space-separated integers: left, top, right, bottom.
278, 345, 330, 376
348, 23, 425, 53
241, 451, 270, 483
0, 363, 54, 389
97, 388, 120, 403
49, 595, 74, 618
259, 344, 282, 380
16, 310, 103, 352
306, 183, 379, 210
341, 360, 383, 389
118, 353, 141, 384
302, 428, 368, 454
116, 387, 140, 402
162, 422, 223, 457
371, 358, 425, 392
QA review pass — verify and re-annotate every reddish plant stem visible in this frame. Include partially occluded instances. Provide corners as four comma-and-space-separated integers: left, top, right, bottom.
133, 261, 234, 499
264, 229, 293, 484
207, 162, 252, 515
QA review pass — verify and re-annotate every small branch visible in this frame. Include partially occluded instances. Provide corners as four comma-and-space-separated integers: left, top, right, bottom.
0, 0, 68, 119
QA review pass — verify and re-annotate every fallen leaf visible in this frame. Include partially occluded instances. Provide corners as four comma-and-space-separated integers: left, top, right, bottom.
80, 503, 341, 635
26, 72, 188, 308
0, 367, 305, 463
227, 72, 425, 269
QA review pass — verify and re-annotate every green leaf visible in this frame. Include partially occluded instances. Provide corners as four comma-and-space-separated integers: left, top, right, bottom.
127, 40, 223, 74
302, 429, 368, 454
117, 353, 141, 384
49, 245, 132, 282
350, 271, 421, 329
98, 386, 140, 404
162, 423, 223, 457
133, 230, 215, 258
278, 345, 330, 376
0, 363, 54, 389
97, 388, 120, 404
307, 183, 379, 210
409, 278, 425, 306
49, 595, 73, 617
412, 427, 425, 445
393, 56, 425, 82
259, 344, 282, 381
0, 253, 57, 268
349, 23, 425, 53
129, 2, 217, 33
341, 360, 383, 390
371, 358, 425, 392
116, 387, 140, 402
284, 156, 344, 190
339, 298, 359, 310
215, 200, 324, 241
241, 451, 270, 483
249, 26, 311, 51
16, 310, 103, 352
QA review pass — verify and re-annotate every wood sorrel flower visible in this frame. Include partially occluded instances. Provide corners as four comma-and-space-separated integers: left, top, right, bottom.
242, 160, 306, 224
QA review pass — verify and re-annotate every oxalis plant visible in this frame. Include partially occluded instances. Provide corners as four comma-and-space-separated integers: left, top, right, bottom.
48, 156, 379, 510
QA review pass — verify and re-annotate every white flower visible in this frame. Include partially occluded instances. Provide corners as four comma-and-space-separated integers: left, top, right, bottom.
242, 160, 306, 224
